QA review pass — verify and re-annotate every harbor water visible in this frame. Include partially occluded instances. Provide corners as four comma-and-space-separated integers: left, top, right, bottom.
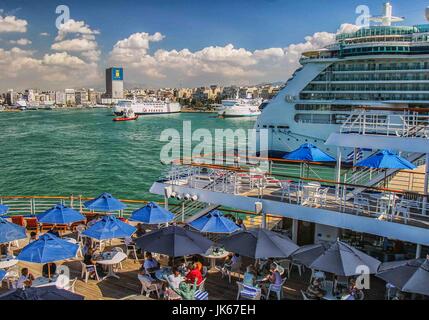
0, 109, 255, 200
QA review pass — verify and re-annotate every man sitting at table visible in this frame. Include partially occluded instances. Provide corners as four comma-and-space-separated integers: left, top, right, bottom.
143, 252, 160, 274
185, 263, 203, 286
16, 268, 35, 289
83, 247, 104, 279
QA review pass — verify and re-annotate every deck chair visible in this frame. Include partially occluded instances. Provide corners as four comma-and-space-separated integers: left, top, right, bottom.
301, 290, 316, 300
266, 276, 287, 300
80, 261, 100, 283
25, 218, 39, 232
11, 215, 25, 227
139, 278, 161, 298
236, 282, 261, 300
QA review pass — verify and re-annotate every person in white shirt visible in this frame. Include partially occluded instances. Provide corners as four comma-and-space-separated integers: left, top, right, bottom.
16, 268, 34, 289
166, 267, 183, 290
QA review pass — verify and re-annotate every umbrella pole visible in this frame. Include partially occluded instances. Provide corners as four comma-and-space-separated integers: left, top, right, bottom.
48, 262, 51, 280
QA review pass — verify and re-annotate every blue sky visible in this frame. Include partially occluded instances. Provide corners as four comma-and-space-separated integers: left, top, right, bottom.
0, 0, 428, 89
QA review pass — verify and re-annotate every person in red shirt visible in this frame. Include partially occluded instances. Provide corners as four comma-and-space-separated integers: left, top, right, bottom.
185, 263, 203, 285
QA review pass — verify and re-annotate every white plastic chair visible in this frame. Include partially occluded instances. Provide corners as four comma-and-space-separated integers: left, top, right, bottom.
314, 187, 329, 206
139, 278, 161, 298
393, 203, 410, 224
266, 277, 287, 300
354, 196, 370, 215
80, 261, 99, 283
112, 247, 124, 270
126, 244, 139, 262
222, 260, 242, 283
280, 181, 292, 203
301, 289, 316, 300
197, 278, 207, 292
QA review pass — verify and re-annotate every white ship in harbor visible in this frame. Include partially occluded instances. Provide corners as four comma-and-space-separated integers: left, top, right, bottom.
216, 93, 262, 117
113, 98, 181, 116
256, 2, 429, 157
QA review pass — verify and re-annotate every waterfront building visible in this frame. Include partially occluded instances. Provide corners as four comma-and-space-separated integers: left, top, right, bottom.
6, 89, 14, 106
75, 89, 89, 105
65, 89, 76, 106
105, 67, 124, 99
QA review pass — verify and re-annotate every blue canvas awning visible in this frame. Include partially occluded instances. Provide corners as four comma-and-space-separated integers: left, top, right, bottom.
17, 233, 79, 264
37, 204, 85, 225
82, 215, 136, 240
130, 202, 175, 225
84, 193, 126, 212
283, 143, 335, 162
189, 210, 241, 234
0, 204, 9, 215
0, 217, 27, 244
355, 150, 416, 169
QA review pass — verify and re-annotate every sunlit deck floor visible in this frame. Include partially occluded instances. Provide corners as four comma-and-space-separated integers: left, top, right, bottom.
0, 232, 386, 300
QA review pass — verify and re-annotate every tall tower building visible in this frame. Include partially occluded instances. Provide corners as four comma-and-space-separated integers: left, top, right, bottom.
105, 67, 124, 99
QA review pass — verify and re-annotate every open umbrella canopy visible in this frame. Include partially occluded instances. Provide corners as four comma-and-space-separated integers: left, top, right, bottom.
355, 150, 416, 169
82, 215, 136, 240
0, 217, 27, 244
0, 204, 9, 215
220, 228, 299, 259
0, 269, 5, 281
291, 243, 327, 266
283, 143, 335, 162
0, 287, 84, 300
17, 233, 78, 264
309, 240, 381, 276
376, 258, 429, 296
189, 210, 241, 234
135, 226, 213, 257
84, 192, 126, 212
130, 202, 175, 225
37, 204, 85, 225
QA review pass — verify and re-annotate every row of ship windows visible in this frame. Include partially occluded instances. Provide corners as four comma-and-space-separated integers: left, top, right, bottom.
336, 27, 419, 40
300, 93, 429, 101
294, 104, 352, 111
304, 83, 429, 91
314, 73, 429, 82
341, 46, 429, 55
331, 61, 429, 72
294, 113, 350, 124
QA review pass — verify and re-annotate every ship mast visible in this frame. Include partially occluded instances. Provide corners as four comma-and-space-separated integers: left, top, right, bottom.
369, 2, 404, 26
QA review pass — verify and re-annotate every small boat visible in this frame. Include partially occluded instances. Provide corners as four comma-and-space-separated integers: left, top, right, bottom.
113, 108, 139, 121
113, 115, 139, 122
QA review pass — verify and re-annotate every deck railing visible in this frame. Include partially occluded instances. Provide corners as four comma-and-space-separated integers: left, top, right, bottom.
340, 108, 429, 138
159, 162, 429, 230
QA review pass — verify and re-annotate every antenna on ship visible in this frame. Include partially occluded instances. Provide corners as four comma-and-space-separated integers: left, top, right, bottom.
370, 2, 404, 26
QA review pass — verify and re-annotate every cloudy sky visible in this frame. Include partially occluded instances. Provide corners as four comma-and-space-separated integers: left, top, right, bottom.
0, 0, 427, 91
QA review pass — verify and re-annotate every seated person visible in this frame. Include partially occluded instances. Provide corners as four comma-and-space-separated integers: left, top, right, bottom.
243, 265, 257, 287
348, 279, 363, 300
138, 267, 163, 294
83, 247, 102, 279
16, 268, 35, 289
143, 252, 160, 274
192, 256, 203, 272
185, 263, 203, 286
236, 218, 246, 230
260, 264, 283, 295
305, 278, 326, 299
222, 253, 241, 272
42, 262, 57, 278
166, 267, 184, 290
48, 227, 60, 238
256, 258, 273, 276
87, 215, 101, 227
0, 244, 8, 257
29, 232, 38, 243
134, 223, 146, 238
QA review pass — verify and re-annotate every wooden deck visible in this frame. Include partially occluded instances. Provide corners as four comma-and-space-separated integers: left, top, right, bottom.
0, 232, 386, 300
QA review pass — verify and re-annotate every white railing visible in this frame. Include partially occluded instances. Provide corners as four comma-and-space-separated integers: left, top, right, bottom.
340, 110, 429, 138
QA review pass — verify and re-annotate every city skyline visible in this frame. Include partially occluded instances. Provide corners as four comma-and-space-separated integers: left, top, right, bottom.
0, 0, 428, 91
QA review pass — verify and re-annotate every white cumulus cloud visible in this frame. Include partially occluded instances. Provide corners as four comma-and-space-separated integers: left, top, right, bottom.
0, 15, 27, 33
9, 38, 31, 45
55, 19, 99, 41
51, 38, 98, 52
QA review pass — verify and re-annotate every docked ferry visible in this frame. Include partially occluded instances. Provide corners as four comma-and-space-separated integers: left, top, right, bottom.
113, 99, 181, 116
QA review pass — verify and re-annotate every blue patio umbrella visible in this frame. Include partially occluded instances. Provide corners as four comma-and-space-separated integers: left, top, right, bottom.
283, 143, 335, 162
355, 150, 416, 169
189, 210, 241, 234
130, 202, 175, 225
0, 287, 84, 300
0, 217, 27, 244
84, 192, 126, 212
0, 269, 6, 281
0, 204, 9, 215
17, 233, 78, 264
37, 204, 85, 225
82, 215, 136, 240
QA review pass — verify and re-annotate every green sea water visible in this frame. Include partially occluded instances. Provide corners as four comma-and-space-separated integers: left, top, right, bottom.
0, 109, 255, 200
